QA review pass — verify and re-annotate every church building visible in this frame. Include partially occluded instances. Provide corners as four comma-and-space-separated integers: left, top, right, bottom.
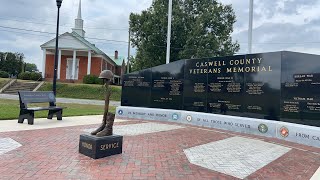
40, 0, 126, 84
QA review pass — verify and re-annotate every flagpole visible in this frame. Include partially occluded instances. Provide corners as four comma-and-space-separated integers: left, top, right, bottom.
166, 0, 172, 64
248, 0, 253, 54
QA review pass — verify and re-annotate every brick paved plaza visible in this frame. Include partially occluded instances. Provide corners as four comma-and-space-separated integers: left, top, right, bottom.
0, 116, 319, 180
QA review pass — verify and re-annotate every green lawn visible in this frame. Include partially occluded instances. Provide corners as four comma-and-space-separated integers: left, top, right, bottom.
39, 82, 122, 101
0, 78, 9, 88
0, 99, 115, 120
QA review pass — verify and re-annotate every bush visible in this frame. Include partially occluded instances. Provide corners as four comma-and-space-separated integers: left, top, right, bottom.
83, 75, 103, 84
83, 75, 96, 84
18, 72, 31, 80
30, 72, 42, 81
18, 72, 42, 81
0, 71, 9, 78
95, 78, 103, 85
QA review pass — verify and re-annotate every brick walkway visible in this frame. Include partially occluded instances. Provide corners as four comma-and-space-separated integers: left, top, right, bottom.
0, 119, 319, 180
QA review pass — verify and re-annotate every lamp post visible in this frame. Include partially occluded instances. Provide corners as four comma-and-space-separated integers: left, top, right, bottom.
53, 0, 63, 96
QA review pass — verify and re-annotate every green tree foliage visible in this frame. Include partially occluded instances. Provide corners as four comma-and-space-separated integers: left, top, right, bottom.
0, 52, 24, 76
130, 0, 240, 70
25, 63, 38, 72
127, 55, 138, 73
0, 71, 9, 78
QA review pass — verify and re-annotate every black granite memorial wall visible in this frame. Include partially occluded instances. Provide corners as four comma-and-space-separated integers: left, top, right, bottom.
121, 51, 320, 127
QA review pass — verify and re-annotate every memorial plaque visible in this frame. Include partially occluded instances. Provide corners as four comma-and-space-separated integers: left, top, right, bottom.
243, 52, 281, 120
207, 55, 245, 117
121, 51, 320, 127
79, 134, 123, 159
183, 58, 208, 112
281, 52, 320, 127
121, 68, 152, 107
151, 60, 185, 110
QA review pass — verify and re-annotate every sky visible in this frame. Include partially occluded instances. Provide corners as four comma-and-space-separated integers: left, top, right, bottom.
0, 0, 320, 72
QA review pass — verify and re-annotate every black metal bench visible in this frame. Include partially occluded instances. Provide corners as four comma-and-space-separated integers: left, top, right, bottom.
18, 91, 64, 125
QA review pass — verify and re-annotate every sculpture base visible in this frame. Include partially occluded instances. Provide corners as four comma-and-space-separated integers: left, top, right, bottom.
79, 134, 123, 159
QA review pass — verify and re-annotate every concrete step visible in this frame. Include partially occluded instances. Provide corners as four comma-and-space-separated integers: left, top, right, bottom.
5, 87, 35, 90
2, 92, 18, 95
7, 87, 37, 89
1, 81, 41, 94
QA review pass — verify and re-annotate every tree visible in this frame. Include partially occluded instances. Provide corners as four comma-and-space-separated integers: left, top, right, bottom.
25, 63, 38, 72
0, 52, 24, 75
129, 0, 240, 71
128, 55, 140, 73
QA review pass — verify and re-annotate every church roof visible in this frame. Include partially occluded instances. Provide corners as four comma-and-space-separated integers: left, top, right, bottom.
40, 32, 117, 66
110, 55, 126, 66
40, 0, 122, 67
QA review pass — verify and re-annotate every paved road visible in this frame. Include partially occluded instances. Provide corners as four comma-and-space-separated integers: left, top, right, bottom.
0, 93, 121, 106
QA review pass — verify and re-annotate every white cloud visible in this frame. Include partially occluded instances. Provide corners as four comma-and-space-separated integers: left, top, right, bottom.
1, 0, 320, 72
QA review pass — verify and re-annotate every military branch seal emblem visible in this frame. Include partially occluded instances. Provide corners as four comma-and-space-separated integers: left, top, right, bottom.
172, 113, 179, 120
49, 93, 55, 101
186, 115, 192, 122
279, 126, 289, 138
118, 110, 123, 115
258, 124, 268, 133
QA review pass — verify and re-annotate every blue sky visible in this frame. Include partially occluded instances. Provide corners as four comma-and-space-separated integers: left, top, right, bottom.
1, 0, 320, 71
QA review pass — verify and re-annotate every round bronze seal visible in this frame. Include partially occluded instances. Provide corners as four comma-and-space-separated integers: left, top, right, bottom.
280, 126, 289, 138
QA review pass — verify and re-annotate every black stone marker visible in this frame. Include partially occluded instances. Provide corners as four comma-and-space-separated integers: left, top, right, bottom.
79, 134, 123, 159
121, 51, 320, 127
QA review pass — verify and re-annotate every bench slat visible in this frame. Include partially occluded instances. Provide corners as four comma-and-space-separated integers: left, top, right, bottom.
19, 91, 56, 104
26, 106, 63, 111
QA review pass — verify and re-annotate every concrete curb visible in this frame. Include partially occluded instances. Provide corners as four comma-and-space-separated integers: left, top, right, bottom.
116, 106, 320, 148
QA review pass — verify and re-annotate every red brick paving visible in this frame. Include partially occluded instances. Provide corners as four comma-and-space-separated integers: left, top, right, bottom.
0, 120, 319, 180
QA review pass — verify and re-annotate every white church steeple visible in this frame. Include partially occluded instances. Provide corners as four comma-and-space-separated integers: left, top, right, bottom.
72, 0, 85, 37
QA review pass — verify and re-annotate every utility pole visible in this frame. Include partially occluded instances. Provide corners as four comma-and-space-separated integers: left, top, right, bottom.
127, 29, 131, 73
248, 0, 253, 54
166, 0, 172, 64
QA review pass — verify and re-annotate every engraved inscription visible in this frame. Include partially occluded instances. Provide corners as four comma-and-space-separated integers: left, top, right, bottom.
209, 83, 222, 92
81, 142, 93, 150
194, 83, 205, 93
227, 83, 241, 93
169, 80, 182, 96
100, 142, 119, 150
246, 83, 264, 95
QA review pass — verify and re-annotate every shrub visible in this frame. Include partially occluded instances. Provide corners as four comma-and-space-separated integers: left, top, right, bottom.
29, 72, 42, 81
18, 72, 31, 80
18, 72, 42, 81
83, 75, 96, 84
83, 75, 103, 84
0, 71, 9, 78
95, 77, 103, 85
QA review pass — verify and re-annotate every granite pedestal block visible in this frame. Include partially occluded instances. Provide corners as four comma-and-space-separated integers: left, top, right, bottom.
79, 134, 123, 159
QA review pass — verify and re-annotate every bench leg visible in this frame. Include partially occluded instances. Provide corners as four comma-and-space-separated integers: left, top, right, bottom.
56, 110, 62, 120
18, 110, 33, 124
27, 112, 34, 125
47, 110, 54, 119
48, 109, 63, 120
18, 110, 26, 124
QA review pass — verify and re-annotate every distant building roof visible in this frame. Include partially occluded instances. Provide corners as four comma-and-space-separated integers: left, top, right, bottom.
40, 0, 117, 66
110, 55, 126, 66
40, 32, 116, 66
